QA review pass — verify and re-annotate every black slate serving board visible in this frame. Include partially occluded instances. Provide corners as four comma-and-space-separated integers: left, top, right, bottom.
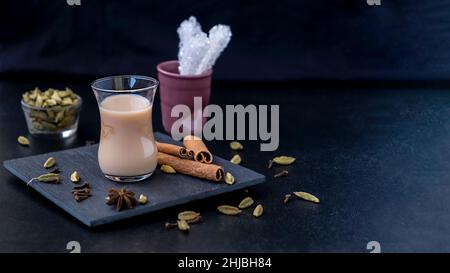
3, 132, 265, 227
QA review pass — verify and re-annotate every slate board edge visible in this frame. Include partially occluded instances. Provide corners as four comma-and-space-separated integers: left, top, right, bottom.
3, 132, 267, 227
3, 159, 264, 227
3, 160, 91, 226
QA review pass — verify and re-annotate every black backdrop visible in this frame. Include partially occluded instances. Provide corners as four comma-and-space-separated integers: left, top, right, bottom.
1, 0, 450, 81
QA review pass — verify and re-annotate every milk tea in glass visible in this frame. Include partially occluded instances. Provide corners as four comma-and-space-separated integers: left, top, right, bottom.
92, 75, 158, 182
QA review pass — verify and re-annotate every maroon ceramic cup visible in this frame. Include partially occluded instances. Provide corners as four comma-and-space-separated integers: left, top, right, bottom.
157, 60, 212, 134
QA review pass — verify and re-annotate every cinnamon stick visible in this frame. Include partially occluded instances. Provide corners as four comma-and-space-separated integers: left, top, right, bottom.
156, 141, 193, 159
157, 152, 224, 181
183, 135, 213, 164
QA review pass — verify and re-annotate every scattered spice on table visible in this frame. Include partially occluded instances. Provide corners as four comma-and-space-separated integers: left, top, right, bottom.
27, 173, 60, 185
217, 205, 242, 216
229, 141, 244, 151
70, 171, 80, 183
165, 211, 203, 232
17, 136, 29, 146
230, 154, 242, 165
106, 188, 137, 211
273, 170, 289, 178
178, 211, 200, 221
283, 194, 292, 204
224, 172, 235, 185
43, 157, 56, 169
267, 160, 273, 169
177, 219, 190, 231
138, 194, 148, 205
238, 197, 254, 209
293, 191, 320, 203
160, 164, 176, 174
272, 156, 296, 166
72, 183, 91, 202
253, 204, 263, 218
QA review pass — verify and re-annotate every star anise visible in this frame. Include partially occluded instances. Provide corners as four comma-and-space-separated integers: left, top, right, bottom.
106, 188, 137, 211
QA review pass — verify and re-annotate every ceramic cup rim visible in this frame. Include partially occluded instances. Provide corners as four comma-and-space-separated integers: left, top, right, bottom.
157, 60, 212, 79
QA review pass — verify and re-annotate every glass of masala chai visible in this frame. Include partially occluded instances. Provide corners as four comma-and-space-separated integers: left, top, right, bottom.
91, 75, 159, 182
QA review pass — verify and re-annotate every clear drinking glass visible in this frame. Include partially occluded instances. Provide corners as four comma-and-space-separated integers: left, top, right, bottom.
91, 75, 158, 182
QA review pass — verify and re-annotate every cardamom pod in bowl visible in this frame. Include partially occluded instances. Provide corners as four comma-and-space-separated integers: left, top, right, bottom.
21, 87, 82, 138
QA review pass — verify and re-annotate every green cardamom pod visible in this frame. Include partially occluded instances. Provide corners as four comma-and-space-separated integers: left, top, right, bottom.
272, 156, 296, 165
51, 92, 62, 103
58, 90, 70, 98
41, 121, 57, 131
29, 89, 38, 99
217, 205, 242, 216
293, 191, 320, 203
229, 141, 244, 151
30, 110, 51, 121
59, 116, 75, 128
178, 211, 200, 221
17, 136, 29, 146
54, 110, 65, 123
230, 154, 242, 164
253, 204, 263, 218
37, 173, 60, 183
224, 172, 235, 185
238, 197, 254, 209
70, 171, 80, 183
160, 164, 176, 174
43, 157, 56, 169
46, 99, 57, 106
52, 106, 63, 112
177, 219, 190, 231
138, 194, 148, 205
61, 97, 73, 106
32, 121, 44, 130
35, 95, 43, 107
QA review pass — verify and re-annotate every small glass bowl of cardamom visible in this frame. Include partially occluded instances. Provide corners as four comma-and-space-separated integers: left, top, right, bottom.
21, 87, 82, 138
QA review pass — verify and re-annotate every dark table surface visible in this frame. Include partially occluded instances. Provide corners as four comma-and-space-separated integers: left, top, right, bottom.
1, 79, 450, 253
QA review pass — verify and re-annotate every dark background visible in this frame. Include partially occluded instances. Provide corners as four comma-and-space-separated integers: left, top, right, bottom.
3, 0, 450, 253
1, 0, 449, 81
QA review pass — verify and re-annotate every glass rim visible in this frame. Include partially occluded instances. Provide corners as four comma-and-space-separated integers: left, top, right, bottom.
91, 75, 159, 93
